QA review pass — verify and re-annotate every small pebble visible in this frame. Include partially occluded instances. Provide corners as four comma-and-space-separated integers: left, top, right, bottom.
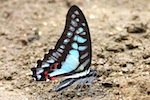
105, 44, 124, 53
102, 82, 113, 88
4, 76, 13, 81
126, 23, 147, 33
20, 39, 28, 46
126, 43, 138, 50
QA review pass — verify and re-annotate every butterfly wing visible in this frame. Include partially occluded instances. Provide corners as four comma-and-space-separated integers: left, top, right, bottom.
31, 5, 92, 81
55, 70, 97, 91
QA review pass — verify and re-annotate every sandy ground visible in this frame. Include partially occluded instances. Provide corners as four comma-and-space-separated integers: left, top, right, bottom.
0, 0, 150, 100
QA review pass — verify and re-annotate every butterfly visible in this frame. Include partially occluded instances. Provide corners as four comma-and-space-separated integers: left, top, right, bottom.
31, 5, 97, 91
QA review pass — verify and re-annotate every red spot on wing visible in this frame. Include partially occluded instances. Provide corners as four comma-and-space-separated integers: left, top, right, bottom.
53, 63, 59, 69
51, 77, 56, 80
49, 63, 59, 70
44, 71, 49, 79
43, 63, 59, 81
44, 71, 56, 81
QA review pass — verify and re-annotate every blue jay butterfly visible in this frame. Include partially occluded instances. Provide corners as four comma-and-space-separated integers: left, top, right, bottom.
31, 5, 97, 91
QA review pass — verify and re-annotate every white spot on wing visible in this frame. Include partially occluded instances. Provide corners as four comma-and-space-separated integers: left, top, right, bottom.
52, 52, 59, 58
37, 75, 41, 80
60, 45, 65, 49
71, 20, 78, 27
71, 14, 76, 19
69, 26, 75, 32
51, 56, 57, 61
47, 59, 55, 63
57, 48, 63, 53
42, 63, 49, 68
75, 18, 79, 22
74, 10, 79, 15
82, 23, 86, 26
67, 32, 73, 38
63, 39, 70, 44
80, 32, 86, 35
36, 68, 44, 75
56, 51, 61, 57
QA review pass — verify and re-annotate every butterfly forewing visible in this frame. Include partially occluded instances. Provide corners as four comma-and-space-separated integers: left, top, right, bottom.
52, 5, 92, 76
31, 5, 92, 81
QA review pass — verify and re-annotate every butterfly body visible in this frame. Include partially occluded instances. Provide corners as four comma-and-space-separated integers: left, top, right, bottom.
31, 5, 96, 91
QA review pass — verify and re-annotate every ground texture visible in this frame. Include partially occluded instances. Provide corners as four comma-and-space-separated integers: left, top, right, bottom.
0, 0, 150, 100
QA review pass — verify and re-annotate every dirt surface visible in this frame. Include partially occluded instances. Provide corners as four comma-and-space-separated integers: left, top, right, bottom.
0, 0, 150, 100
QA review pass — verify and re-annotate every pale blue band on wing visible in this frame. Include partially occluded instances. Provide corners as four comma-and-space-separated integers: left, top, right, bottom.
49, 50, 79, 77
74, 35, 87, 43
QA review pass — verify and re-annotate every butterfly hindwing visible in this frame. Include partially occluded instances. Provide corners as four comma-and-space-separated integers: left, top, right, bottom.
31, 5, 92, 81
55, 70, 97, 91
